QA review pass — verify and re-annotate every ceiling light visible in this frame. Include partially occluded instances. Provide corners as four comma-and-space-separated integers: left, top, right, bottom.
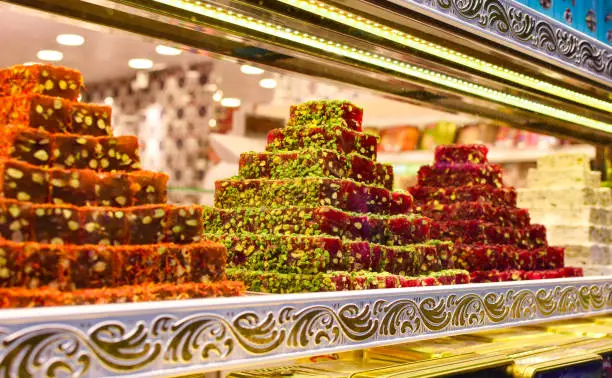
156, 45, 182, 56
36, 50, 63, 62
128, 58, 154, 70
240, 65, 264, 75
209, 119, 217, 128
212, 90, 223, 102
104, 97, 114, 106
56, 34, 85, 46
259, 78, 277, 89
221, 98, 241, 107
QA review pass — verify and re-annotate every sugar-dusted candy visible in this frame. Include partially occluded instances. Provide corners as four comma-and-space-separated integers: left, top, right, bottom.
0, 64, 83, 100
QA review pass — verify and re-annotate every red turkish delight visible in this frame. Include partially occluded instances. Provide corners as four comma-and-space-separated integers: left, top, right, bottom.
418, 163, 503, 187
386, 215, 432, 245
534, 246, 564, 270
0, 64, 83, 100
266, 123, 378, 160
70, 102, 112, 136
452, 244, 512, 271
409, 185, 517, 207
417, 202, 529, 227
338, 241, 372, 271
390, 190, 413, 215
434, 144, 488, 164
288, 100, 363, 131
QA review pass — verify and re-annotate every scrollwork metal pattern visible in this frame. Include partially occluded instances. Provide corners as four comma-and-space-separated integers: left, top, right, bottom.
1, 281, 611, 377
412, 0, 612, 80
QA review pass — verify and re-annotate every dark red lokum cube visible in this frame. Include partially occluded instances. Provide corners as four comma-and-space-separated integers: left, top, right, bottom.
0, 64, 83, 100
66, 245, 117, 289
452, 244, 512, 271
288, 100, 363, 131
523, 225, 548, 249
1, 159, 49, 203
49, 169, 97, 206
317, 206, 351, 238
96, 136, 140, 171
0, 127, 52, 166
418, 163, 503, 187
126, 205, 167, 244
79, 207, 128, 245
434, 144, 488, 164
409, 185, 517, 207
513, 250, 536, 270
16, 243, 66, 289
32, 205, 81, 244
534, 247, 564, 270
349, 154, 377, 187
342, 180, 369, 213
128, 171, 168, 205
340, 242, 372, 271
417, 202, 530, 228
367, 186, 391, 214
327, 271, 351, 291
390, 191, 412, 215
187, 242, 227, 282
70, 103, 112, 136
96, 173, 132, 207
164, 206, 203, 244
470, 270, 501, 283
386, 215, 432, 245
0, 200, 34, 242
559, 267, 583, 277
51, 135, 97, 170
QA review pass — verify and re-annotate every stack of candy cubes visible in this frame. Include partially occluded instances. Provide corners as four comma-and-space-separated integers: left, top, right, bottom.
0, 64, 243, 308
204, 100, 470, 293
410, 144, 583, 282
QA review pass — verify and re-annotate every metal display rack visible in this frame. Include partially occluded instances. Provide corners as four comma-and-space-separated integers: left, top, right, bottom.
0, 0, 612, 377
1, 277, 611, 377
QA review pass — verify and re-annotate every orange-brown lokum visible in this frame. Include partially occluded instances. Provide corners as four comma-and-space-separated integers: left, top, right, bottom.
0, 64, 83, 100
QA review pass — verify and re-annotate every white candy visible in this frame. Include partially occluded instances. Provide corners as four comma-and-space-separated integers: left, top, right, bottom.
526, 168, 600, 189
537, 152, 590, 171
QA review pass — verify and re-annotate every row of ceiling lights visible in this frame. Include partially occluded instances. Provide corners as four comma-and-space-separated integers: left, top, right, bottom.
210, 64, 277, 112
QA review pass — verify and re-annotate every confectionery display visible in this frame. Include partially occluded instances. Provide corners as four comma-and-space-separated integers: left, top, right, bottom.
207, 100, 470, 293
0, 64, 243, 307
518, 152, 612, 276
409, 144, 583, 282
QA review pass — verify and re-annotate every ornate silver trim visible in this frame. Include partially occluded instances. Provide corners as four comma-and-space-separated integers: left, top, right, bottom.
1, 277, 611, 377
387, 0, 612, 83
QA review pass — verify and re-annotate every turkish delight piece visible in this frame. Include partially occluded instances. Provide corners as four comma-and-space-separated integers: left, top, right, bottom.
70, 103, 112, 136
32, 205, 81, 244
51, 134, 97, 170
470, 270, 501, 283
0, 94, 71, 132
0, 64, 83, 100
208, 233, 338, 274
386, 215, 432, 245
367, 186, 392, 214
1, 159, 49, 203
436, 220, 484, 244
452, 244, 512, 271
266, 123, 378, 160
126, 205, 167, 244
0, 241, 19, 287
79, 207, 128, 246
434, 144, 488, 164
527, 167, 598, 189
118, 245, 162, 285
161, 245, 191, 284
418, 163, 503, 187
390, 190, 413, 215
128, 171, 168, 205
226, 268, 337, 293
513, 250, 536, 270
164, 206, 203, 244
0, 127, 52, 166
0, 200, 34, 242
66, 245, 117, 289
49, 169, 97, 206
96, 173, 132, 207
523, 224, 548, 249
410, 185, 517, 207
16, 243, 66, 289
288, 100, 363, 131
417, 202, 530, 227
96, 136, 141, 171
534, 246, 564, 270
338, 242, 372, 271
186, 241, 227, 282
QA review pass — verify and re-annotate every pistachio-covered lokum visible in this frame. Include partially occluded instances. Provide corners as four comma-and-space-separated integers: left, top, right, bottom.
239, 149, 393, 189
202, 206, 430, 244
288, 100, 363, 131
266, 122, 378, 160
410, 144, 578, 280
0, 64, 83, 100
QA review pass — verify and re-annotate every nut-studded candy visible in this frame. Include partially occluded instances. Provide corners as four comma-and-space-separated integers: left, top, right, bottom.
50, 169, 97, 206
70, 103, 112, 136
65, 245, 117, 289
288, 100, 363, 131
1, 159, 49, 203
0, 126, 52, 166
96, 173, 132, 207
15, 243, 66, 289
0, 64, 83, 100
52, 134, 97, 170
0, 94, 71, 133
32, 204, 81, 245
0, 200, 34, 242
164, 206, 202, 244
79, 207, 128, 245
96, 136, 140, 171
126, 205, 166, 244
128, 171, 168, 205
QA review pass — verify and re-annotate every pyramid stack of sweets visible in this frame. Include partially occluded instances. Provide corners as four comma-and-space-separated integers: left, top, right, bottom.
409, 144, 582, 282
204, 100, 470, 293
518, 152, 612, 276
0, 64, 243, 308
